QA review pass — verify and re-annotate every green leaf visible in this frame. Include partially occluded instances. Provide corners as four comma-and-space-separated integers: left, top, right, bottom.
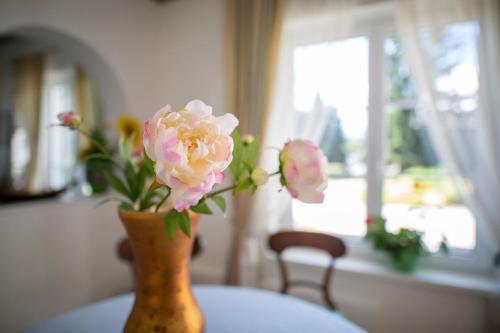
124, 161, 139, 201
229, 130, 243, 180
246, 136, 260, 169
136, 166, 148, 196
119, 202, 134, 211
234, 178, 252, 194
118, 134, 134, 161
139, 191, 160, 211
163, 209, 191, 239
211, 196, 226, 213
178, 211, 191, 237
85, 157, 112, 171
143, 154, 155, 176
148, 180, 163, 192
241, 160, 254, 173
84, 153, 113, 163
104, 171, 130, 198
190, 200, 212, 215
164, 210, 178, 240
279, 173, 286, 187
278, 161, 286, 187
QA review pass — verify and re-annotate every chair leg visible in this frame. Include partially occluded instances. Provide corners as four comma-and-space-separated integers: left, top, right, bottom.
280, 283, 289, 294
323, 287, 337, 310
323, 263, 336, 310
277, 256, 289, 294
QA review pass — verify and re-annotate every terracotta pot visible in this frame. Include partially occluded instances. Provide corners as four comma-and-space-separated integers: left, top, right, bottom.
118, 209, 204, 333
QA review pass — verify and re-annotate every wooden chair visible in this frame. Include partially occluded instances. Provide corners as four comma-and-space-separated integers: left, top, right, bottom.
117, 235, 203, 287
268, 230, 346, 310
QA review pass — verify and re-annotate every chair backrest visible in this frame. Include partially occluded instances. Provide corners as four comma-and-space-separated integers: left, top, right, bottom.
268, 230, 346, 258
268, 230, 347, 309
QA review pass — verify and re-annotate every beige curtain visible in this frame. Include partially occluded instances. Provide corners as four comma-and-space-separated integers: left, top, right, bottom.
225, 0, 284, 285
74, 67, 100, 147
13, 54, 44, 192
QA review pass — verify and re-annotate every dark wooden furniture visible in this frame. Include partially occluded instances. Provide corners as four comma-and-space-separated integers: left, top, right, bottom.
0, 187, 66, 203
117, 235, 203, 287
268, 230, 346, 310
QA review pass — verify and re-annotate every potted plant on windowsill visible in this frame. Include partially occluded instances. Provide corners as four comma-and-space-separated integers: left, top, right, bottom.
56, 100, 329, 333
365, 216, 448, 273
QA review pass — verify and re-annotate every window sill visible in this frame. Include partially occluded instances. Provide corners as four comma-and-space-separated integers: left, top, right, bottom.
282, 249, 500, 297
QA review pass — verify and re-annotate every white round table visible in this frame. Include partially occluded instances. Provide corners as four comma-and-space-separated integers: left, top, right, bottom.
25, 285, 366, 333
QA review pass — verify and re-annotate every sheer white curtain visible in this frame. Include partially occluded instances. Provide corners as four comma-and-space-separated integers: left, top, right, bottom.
240, 0, 358, 286
263, 0, 358, 229
394, 0, 500, 260
36, 54, 78, 191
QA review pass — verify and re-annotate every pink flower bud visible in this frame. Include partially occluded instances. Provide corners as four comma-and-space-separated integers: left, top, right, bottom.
57, 112, 81, 129
251, 167, 269, 186
241, 134, 255, 145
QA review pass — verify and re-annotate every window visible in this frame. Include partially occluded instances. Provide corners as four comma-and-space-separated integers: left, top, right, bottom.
290, 14, 479, 255
44, 80, 78, 189
382, 30, 477, 252
292, 37, 369, 238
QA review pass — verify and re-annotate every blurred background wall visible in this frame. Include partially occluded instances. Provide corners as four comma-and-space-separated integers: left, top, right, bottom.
0, 1, 496, 332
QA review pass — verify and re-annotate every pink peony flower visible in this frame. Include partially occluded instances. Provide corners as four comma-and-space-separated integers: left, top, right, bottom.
279, 139, 328, 203
57, 112, 81, 129
143, 100, 238, 211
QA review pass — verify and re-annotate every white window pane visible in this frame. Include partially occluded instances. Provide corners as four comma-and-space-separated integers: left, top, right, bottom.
383, 30, 477, 251
291, 36, 369, 238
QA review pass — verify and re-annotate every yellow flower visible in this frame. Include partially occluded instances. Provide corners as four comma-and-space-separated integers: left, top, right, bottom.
116, 115, 142, 148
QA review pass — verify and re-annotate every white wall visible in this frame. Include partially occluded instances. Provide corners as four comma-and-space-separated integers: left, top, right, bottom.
0, 0, 227, 121
0, 197, 130, 332
0, 1, 497, 333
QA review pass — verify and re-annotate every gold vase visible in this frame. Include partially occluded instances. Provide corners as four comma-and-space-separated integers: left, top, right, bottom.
118, 209, 205, 333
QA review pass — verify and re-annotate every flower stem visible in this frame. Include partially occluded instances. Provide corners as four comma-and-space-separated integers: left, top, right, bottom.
77, 128, 124, 170
77, 128, 109, 155
155, 187, 171, 212
205, 183, 239, 199
205, 171, 281, 199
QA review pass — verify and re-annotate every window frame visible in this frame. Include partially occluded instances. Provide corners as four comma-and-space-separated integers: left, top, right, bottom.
286, 3, 492, 273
